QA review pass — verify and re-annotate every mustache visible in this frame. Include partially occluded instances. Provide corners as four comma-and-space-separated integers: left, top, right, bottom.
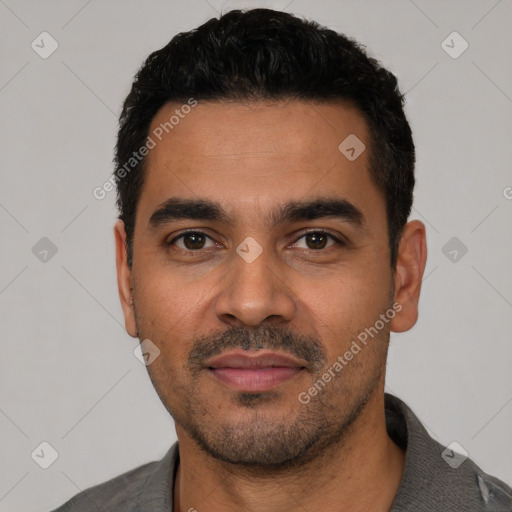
188, 325, 327, 374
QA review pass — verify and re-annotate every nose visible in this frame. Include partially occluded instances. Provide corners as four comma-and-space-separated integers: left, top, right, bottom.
214, 244, 297, 327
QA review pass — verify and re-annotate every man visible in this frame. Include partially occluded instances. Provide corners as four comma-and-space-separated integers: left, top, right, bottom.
52, 8, 512, 512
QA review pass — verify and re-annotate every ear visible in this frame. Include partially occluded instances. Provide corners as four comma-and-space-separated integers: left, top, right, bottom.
114, 220, 138, 338
390, 220, 427, 333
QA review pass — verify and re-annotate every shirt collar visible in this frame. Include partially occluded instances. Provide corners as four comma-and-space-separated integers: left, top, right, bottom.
137, 441, 179, 511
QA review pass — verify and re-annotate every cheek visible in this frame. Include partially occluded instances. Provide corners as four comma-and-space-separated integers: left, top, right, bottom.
136, 269, 195, 321
133, 273, 203, 365
305, 264, 391, 353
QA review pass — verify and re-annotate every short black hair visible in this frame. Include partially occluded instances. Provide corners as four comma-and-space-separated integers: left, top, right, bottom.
114, 8, 415, 269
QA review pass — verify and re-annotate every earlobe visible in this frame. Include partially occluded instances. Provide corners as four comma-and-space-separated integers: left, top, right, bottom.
114, 220, 138, 338
390, 220, 427, 333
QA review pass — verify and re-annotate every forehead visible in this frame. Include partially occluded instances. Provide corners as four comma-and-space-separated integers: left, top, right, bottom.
137, 99, 385, 230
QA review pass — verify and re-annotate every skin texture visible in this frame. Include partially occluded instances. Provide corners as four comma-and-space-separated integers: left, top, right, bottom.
114, 99, 427, 512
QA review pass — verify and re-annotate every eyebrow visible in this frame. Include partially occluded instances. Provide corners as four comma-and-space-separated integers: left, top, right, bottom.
148, 196, 366, 231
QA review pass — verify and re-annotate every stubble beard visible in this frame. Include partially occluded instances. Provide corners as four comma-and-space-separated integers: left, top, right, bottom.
149, 349, 386, 474
174, 370, 383, 474
133, 301, 389, 474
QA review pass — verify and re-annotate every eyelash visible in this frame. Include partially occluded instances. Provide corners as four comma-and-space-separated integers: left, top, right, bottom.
165, 230, 345, 253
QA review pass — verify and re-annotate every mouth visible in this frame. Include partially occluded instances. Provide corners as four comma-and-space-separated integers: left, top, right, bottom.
205, 350, 307, 392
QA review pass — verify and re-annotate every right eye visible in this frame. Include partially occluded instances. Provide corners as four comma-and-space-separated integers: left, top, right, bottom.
166, 231, 219, 251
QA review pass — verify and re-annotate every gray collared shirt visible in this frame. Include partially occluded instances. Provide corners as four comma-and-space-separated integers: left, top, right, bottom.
51, 394, 512, 511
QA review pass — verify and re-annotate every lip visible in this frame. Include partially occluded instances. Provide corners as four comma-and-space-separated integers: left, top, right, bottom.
206, 350, 305, 369
206, 350, 306, 392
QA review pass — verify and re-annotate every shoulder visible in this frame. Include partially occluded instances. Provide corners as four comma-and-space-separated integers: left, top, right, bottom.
50, 444, 178, 511
51, 460, 158, 511
386, 394, 512, 511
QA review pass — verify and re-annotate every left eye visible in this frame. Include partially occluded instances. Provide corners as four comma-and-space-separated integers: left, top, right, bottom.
292, 231, 342, 250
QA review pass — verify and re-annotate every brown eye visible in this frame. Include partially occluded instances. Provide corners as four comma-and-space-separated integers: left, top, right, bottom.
292, 231, 343, 251
167, 231, 216, 251
305, 232, 328, 249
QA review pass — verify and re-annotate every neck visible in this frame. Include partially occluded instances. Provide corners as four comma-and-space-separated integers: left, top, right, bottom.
173, 391, 404, 512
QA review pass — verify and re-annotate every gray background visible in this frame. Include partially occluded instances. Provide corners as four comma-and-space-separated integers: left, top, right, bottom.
1, 0, 511, 510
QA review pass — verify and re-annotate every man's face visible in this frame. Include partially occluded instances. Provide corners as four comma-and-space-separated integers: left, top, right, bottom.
120, 99, 398, 468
